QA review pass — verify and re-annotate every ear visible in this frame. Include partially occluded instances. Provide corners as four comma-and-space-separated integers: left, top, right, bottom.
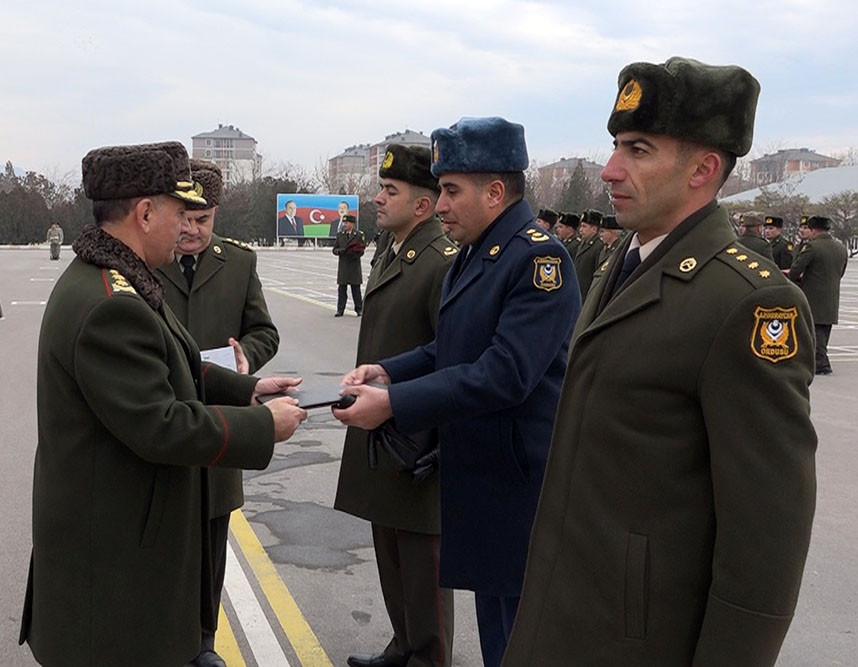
413, 195, 432, 218
135, 197, 155, 233
688, 151, 722, 190
485, 179, 506, 209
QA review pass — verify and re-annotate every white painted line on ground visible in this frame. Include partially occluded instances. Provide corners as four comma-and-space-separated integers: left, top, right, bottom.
29, 278, 55, 282
10, 301, 47, 305
225, 540, 291, 667
38, 267, 60, 270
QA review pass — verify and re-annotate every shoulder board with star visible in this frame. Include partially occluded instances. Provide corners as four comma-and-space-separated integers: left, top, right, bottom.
222, 237, 253, 251
716, 245, 783, 287
105, 269, 138, 296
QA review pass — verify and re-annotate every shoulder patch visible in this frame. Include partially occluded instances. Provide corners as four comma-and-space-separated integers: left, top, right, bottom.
751, 306, 800, 363
106, 269, 137, 296
533, 256, 563, 292
222, 237, 252, 251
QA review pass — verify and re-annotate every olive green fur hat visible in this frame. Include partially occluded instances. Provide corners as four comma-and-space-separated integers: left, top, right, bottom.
82, 141, 205, 205
607, 57, 761, 157
379, 144, 439, 192
187, 159, 223, 209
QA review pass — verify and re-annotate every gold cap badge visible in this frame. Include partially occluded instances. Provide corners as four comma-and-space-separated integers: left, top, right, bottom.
615, 79, 643, 112
382, 151, 394, 169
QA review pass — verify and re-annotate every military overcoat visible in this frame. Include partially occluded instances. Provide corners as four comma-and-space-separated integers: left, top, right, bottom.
769, 235, 794, 270
158, 234, 279, 517
737, 231, 774, 261
333, 229, 366, 284
574, 235, 604, 298
503, 204, 817, 666
335, 218, 457, 534
788, 232, 848, 325
22, 245, 275, 667
381, 200, 581, 596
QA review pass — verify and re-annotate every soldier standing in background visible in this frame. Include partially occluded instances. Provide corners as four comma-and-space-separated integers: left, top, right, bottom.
157, 159, 279, 667
554, 213, 580, 257
789, 215, 848, 375
573, 209, 604, 299
46, 222, 64, 260
764, 215, 794, 270
333, 214, 366, 317
737, 212, 774, 260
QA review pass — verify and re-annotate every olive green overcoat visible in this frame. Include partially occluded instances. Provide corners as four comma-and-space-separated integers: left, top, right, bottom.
334, 219, 458, 533
333, 229, 366, 284
574, 236, 604, 298
158, 234, 279, 517
22, 250, 275, 667
769, 235, 795, 270
737, 231, 774, 261
504, 204, 817, 667
788, 232, 848, 325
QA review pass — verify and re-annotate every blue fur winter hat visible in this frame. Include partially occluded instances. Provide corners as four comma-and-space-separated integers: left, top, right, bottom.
430, 117, 528, 177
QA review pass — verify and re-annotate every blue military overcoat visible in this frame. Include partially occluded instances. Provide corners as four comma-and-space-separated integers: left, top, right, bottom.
382, 199, 581, 596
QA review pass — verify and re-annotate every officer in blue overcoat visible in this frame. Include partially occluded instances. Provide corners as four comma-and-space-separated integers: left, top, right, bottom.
333, 116, 581, 667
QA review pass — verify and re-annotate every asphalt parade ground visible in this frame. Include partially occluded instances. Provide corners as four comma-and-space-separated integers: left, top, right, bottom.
1, 245, 856, 666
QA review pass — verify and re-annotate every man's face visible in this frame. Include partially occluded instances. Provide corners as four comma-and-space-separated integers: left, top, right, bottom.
764, 225, 781, 240
177, 207, 216, 255
738, 223, 748, 235
343, 220, 355, 233
600, 228, 620, 246
799, 225, 810, 240
555, 224, 574, 241
147, 196, 190, 268
579, 222, 599, 240
601, 131, 690, 241
374, 178, 414, 233
435, 174, 494, 246
338, 202, 349, 217
285, 202, 297, 217
535, 218, 551, 231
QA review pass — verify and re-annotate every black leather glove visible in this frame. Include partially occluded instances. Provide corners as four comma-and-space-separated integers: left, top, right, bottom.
411, 447, 439, 482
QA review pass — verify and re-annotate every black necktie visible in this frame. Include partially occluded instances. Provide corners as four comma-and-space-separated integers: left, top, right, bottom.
180, 254, 195, 288
381, 246, 397, 272
611, 247, 641, 298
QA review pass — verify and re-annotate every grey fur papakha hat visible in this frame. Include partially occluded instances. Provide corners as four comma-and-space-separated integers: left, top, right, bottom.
607, 57, 761, 157
430, 117, 528, 177
187, 159, 223, 209
379, 144, 440, 192
82, 141, 206, 205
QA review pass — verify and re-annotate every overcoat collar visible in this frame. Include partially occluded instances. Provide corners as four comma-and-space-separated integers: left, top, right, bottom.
159, 234, 228, 296
366, 217, 445, 296
441, 198, 533, 310
577, 201, 730, 340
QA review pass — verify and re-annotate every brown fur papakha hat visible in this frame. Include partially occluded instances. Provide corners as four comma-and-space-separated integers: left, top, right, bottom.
379, 144, 439, 192
82, 141, 206, 205
187, 159, 223, 208
607, 57, 761, 157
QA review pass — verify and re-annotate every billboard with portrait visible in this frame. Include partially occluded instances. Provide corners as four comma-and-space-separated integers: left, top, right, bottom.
276, 193, 359, 241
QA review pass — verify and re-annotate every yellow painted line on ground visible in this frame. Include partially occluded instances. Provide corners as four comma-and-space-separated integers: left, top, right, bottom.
215, 604, 247, 667
230, 509, 334, 667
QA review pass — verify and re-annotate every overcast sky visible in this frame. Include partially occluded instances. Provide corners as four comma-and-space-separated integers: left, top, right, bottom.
2, 0, 856, 182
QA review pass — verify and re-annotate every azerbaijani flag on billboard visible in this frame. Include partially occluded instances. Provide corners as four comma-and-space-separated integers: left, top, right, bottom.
276, 193, 359, 239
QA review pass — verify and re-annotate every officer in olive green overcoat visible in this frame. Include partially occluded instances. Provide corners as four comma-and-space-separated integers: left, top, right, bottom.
574, 208, 604, 299
764, 215, 795, 269
333, 214, 366, 316
789, 215, 849, 374
335, 144, 458, 667
736, 212, 774, 260
554, 213, 580, 258
504, 58, 816, 667
157, 159, 279, 667
20, 142, 306, 667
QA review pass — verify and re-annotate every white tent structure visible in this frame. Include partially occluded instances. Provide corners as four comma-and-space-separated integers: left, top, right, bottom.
722, 166, 858, 203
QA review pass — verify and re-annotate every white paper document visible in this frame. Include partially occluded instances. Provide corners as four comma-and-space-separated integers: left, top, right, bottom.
200, 346, 237, 372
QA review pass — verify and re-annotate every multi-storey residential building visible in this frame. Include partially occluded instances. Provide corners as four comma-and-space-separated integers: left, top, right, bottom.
191, 124, 262, 185
749, 148, 841, 186
327, 129, 431, 191
538, 157, 603, 185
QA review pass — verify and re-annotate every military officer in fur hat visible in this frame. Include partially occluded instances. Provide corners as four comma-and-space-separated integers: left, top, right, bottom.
335, 144, 458, 667
20, 142, 306, 667
764, 215, 794, 270
333, 116, 581, 667
574, 208, 604, 298
554, 212, 581, 256
737, 211, 774, 260
789, 215, 848, 374
535, 208, 558, 233
504, 58, 816, 667
157, 159, 279, 667
597, 214, 624, 265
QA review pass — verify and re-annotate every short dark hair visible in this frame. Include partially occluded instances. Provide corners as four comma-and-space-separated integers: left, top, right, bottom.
92, 198, 138, 225
474, 172, 526, 202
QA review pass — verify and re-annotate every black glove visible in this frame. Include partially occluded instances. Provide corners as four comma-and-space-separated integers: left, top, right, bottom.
366, 421, 437, 482
411, 447, 439, 483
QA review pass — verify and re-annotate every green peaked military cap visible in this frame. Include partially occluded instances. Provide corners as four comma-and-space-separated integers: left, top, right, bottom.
187, 159, 223, 209
607, 57, 761, 157
379, 144, 440, 192
82, 141, 206, 205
